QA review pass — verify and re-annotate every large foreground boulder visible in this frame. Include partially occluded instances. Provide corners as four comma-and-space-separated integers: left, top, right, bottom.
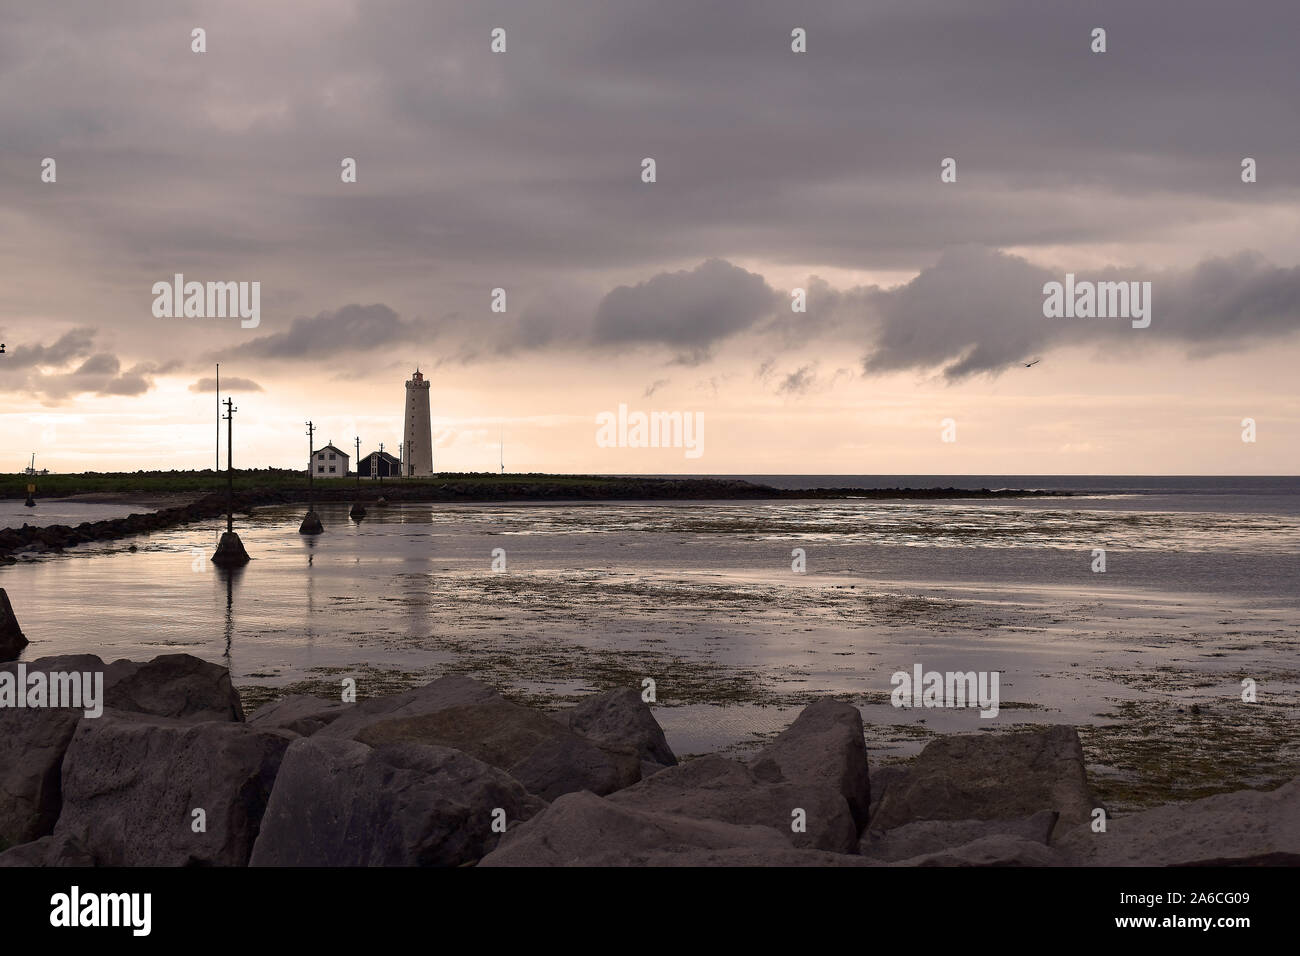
479, 790, 799, 866
1054, 777, 1300, 866
316, 674, 500, 740
53, 710, 293, 865
561, 687, 677, 766
861, 811, 1059, 862
0, 653, 245, 847
869, 725, 1095, 836
0, 655, 103, 846
250, 736, 545, 866
0, 588, 27, 662
868, 764, 910, 820
890, 834, 1063, 867
0, 833, 95, 867
748, 698, 871, 830
102, 654, 244, 721
352, 697, 641, 800
608, 754, 858, 852
611, 845, 874, 867
247, 694, 349, 736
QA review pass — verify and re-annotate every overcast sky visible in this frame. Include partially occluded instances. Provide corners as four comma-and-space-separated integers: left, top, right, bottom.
2, 0, 1298, 474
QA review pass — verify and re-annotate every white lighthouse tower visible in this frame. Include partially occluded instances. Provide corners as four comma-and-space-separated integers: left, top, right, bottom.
404, 368, 433, 477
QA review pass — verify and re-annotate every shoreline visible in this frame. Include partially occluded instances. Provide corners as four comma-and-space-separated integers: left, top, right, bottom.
0, 478, 1072, 562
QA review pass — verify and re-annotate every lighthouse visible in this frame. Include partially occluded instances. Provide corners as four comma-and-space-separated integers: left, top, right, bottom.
404, 368, 433, 476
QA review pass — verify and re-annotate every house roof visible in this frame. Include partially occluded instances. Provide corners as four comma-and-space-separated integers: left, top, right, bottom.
312, 444, 350, 457
364, 450, 401, 463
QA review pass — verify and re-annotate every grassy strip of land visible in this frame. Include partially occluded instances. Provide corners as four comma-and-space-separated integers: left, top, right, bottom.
2, 469, 1070, 502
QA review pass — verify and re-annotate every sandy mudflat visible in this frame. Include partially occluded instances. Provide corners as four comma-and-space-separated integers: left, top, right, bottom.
3, 497, 1297, 812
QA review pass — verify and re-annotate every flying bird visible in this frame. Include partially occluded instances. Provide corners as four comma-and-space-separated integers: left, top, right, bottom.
1024, 358, 1040, 368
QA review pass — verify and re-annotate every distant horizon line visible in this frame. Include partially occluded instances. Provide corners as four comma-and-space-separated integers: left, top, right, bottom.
6, 469, 1299, 479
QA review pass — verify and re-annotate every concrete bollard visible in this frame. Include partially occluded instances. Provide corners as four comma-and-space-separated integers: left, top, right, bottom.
211, 531, 251, 567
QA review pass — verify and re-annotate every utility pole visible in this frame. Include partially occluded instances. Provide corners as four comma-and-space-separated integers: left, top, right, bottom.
306, 422, 314, 501
211, 395, 250, 566
224, 397, 236, 532
300, 421, 323, 534
215, 363, 220, 473
376, 442, 388, 506
349, 435, 366, 520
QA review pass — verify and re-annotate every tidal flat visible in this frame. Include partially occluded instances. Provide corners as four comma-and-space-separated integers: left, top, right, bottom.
4, 496, 1297, 814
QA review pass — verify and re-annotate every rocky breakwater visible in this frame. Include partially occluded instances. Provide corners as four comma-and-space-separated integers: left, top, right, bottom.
1, 657, 1295, 867
0, 493, 249, 565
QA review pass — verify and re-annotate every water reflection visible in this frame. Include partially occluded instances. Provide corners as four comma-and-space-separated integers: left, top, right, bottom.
216, 563, 244, 672
2, 498, 1296, 709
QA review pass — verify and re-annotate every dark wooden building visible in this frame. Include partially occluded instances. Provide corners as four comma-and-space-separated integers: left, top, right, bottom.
357, 450, 402, 478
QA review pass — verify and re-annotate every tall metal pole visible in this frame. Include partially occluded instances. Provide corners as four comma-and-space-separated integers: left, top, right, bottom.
211, 393, 250, 566
305, 421, 314, 506
224, 397, 236, 533
299, 420, 324, 534
349, 434, 367, 520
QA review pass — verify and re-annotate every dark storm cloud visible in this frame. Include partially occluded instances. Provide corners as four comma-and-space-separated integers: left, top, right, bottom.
97, 363, 163, 396
593, 259, 778, 361
0, 327, 178, 399
3, 0, 1300, 378
858, 247, 1300, 379
75, 353, 121, 376
227, 304, 419, 360
193, 247, 1300, 384
0, 328, 97, 369
1158, 253, 1300, 348
3, 361, 170, 402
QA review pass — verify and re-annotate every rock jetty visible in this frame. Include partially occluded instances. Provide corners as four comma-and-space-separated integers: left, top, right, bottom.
1, 654, 1293, 867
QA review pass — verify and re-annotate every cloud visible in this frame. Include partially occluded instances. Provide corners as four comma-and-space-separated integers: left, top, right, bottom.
778, 365, 817, 395
227, 304, 418, 361
0, 329, 178, 401
0, 328, 97, 369
859, 247, 1300, 380
1158, 252, 1300, 348
593, 259, 779, 362
98, 364, 159, 396
75, 353, 121, 376
190, 376, 263, 393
